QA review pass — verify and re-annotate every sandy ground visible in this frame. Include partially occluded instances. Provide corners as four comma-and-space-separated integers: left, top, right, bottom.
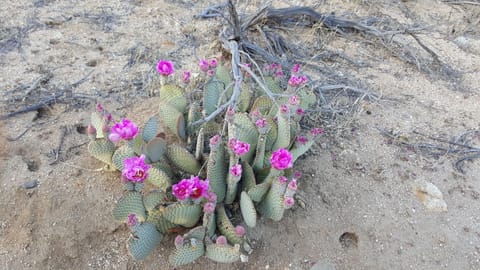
1, 0, 480, 269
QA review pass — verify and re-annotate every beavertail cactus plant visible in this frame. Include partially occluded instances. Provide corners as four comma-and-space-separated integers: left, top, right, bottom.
87, 59, 323, 266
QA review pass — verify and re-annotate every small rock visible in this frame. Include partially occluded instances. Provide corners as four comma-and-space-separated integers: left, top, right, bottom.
310, 261, 336, 270
22, 180, 39, 189
413, 180, 447, 212
86, 59, 97, 67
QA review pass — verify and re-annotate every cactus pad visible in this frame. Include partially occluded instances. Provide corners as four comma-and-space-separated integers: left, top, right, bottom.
240, 191, 257, 228
143, 191, 165, 212
113, 191, 146, 222
146, 167, 171, 191
142, 116, 159, 142
165, 144, 201, 176
128, 222, 163, 260
160, 84, 187, 113
164, 203, 202, 228
257, 179, 286, 221
203, 79, 223, 116
158, 101, 186, 140
88, 139, 115, 166
205, 243, 240, 263
216, 205, 243, 245
144, 137, 166, 163
169, 240, 205, 267
112, 144, 134, 171
247, 181, 271, 202
90, 112, 106, 139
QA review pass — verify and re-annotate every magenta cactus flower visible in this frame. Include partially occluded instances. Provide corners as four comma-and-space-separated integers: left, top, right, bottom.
199, 59, 209, 72
288, 75, 308, 87
229, 139, 250, 156
207, 69, 215, 76
216, 235, 228, 245
205, 191, 217, 203
203, 202, 215, 214
109, 119, 139, 142
288, 179, 298, 191
209, 58, 218, 68
295, 136, 308, 145
157, 60, 175, 76
284, 197, 295, 209
270, 148, 293, 170
127, 214, 137, 227
87, 124, 96, 136
182, 70, 191, 83
190, 177, 209, 200
96, 103, 104, 112
296, 108, 305, 116
280, 104, 289, 113
255, 118, 267, 128
274, 70, 284, 78
289, 95, 300, 106
278, 175, 288, 184
230, 163, 242, 177
122, 155, 151, 183
209, 134, 221, 146
174, 235, 184, 249
294, 171, 302, 179
172, 179, 193, 201
234, 225, 245, 237
291, 63, 301, 74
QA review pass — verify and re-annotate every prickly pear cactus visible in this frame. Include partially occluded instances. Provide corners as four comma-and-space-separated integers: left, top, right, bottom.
86, 59, 323, 266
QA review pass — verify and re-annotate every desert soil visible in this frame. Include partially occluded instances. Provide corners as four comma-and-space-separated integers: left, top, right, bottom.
1, 0, 480, 269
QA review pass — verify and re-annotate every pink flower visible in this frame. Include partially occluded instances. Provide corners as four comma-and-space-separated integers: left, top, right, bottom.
251, 109, 261, 118
278, 176, 288, 184
270, 148, 293, 170
310, 127, 324, 136
203, 202, 215, 214
209, 58, 218, 68
207, 69, 215, 76
288, 179, 297, 191
295, 136, 308, 145
109, 119, 139, 142
190, 177, 209, 200
122, 155, 151, 183
296, 108, 305, 116
230, 139, 250, 156
289, 95, 300, 106
182, 70, 191, 83
87, 124, 96, 136
104, 113, 113, 122
255, 118, 267, 128
209, 134, 221, 146
235, 225, 245, 237
288, 75, 308, 87
230, 164, 242, 177
284, 197, 295, 209
127, 214, 137, 227
294, 171, 302, 179
216, 235, 227, 245
174, 235, 184, 249
205, 191, 217, 203
291, 63, 301, 74
172, 179, 193, 201
199, 59, 209, 72
157, 60, 175, 76
280, 104, 289, 113
96, 103, 104, 112
275, 70, 284, 78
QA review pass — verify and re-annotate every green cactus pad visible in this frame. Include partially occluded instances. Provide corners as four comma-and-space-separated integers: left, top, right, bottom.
251, 96, 273, 116
128, 222, 163, 260
147, 167, 172, 191
205, 243, 240, 263
240, 191, 257, 227
184, 226, 206, 241
290, 138, 315, 163
90, 111, 106, 139
112, 144, 134, 171
203, 212, 216, 238
232, 113, 258, 163
215, 64, 232, 89
151, 161, 174, 178
195, 127, 205, 161
203, 79, 223, 116
253, 134, 267, 171
247, 181, 271, 202
206, 142, 227, 202
257, 178, 285, 221
113, 191, 146, 222
165, 144, 201, 175
160, 84, 187, 113
142, 116, 159, 142
186, 103, 202, 135
130, 134, 145, 155
164, 203, 202, 228
241, 161, 256, 192
299, 89, 317, 110
143, 191, 165, 212
238, 82, 253, 112
264, 117, 278, 151
158, 101, 186, 140
272, 111, 291, 150
169, 240, 205, 267
147, 209, 178, 234
216, 205, 243, 245
88, 139, 115, 166
144, 137, 166, 163
264, 76, 283, 94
